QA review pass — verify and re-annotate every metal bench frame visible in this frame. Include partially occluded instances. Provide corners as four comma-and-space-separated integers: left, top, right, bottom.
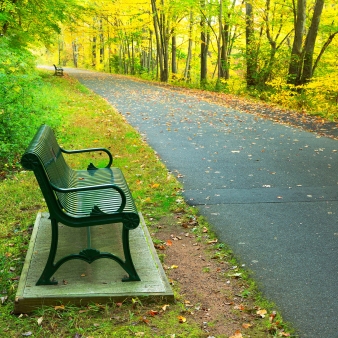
53, 64, 63, 76
21, 125, 140, 285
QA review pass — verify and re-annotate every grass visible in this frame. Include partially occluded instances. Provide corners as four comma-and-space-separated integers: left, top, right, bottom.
0, 71, 295, 337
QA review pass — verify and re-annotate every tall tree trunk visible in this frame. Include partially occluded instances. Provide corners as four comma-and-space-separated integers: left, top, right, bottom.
172, 35, 177, 74
220, 22, 230, 80
288, 0, 325, 85
184, 10, 193, 81
217, 0, 223, 83
245, 1, 257, 86
300, 0, 324, 83
200, 0, 208, 85
92, 36, 96, 67
72, 40, 78, 68
287, 0, 306, 84
151, 0, 169, 82
131, 35, 135, 75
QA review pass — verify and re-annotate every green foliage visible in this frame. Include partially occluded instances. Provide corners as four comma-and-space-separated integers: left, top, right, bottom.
0, 40, 62, 170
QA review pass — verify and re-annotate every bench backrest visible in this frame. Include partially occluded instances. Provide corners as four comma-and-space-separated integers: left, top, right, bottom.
21, 125, 73, 213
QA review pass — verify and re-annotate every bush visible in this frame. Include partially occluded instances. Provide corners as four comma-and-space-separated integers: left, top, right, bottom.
0, 39, 60, 171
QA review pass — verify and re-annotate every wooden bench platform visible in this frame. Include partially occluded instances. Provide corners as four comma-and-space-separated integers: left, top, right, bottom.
21, 125, 141, 285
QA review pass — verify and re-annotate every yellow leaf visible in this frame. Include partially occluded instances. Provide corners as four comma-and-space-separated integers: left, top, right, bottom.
242, 323, 252, 329
178, 315, 186, 323
256, 309, 267, 318
171, 265, 178, 269
54, 305, 65, 310
144, 197, 151, 203
229, 330, 243, 338
151, 183, 160, 188
162, 304, 169, 311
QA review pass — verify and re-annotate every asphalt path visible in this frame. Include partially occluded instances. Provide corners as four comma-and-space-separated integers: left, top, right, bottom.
64, 68, 338, 337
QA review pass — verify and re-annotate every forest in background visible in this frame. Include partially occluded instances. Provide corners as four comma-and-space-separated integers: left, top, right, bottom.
1, 0, 338, 168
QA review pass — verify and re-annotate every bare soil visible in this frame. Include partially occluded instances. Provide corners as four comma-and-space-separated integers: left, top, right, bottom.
152, 215, 274, 338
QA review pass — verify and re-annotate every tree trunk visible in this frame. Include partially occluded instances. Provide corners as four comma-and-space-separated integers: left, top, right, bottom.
200, 0, 208, 85
216, 0, 223, 83
172, 35, 177, 74
300, 0, 324, 84
184, 10, 193, 81
151, 0, 169, 82
287, 0, 306, 84
245, 1, 257, 87
312, 31, 338, 75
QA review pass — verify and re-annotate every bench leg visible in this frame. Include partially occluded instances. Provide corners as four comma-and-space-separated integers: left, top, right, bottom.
121, 227, 141, 282
36, 218, 59, 285
36, 219, 140, 285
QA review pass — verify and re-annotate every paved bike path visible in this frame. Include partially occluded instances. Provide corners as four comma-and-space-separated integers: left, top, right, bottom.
66, 68, 338, 337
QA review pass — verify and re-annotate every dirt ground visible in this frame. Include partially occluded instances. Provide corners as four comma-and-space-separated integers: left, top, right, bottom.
152, 214, 277, 338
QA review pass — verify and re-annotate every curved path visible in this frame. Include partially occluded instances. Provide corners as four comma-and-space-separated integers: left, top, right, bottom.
65, 68, 337, 337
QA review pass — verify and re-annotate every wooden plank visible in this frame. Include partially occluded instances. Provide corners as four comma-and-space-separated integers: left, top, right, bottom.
14, 212, 173, 313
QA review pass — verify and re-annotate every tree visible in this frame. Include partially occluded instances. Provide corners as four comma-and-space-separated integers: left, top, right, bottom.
287, 0, 325, 85
0, 0, 82, 47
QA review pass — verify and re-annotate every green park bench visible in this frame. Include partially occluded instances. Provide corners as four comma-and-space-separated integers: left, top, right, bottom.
53, 64, 63, 76
21, 125, 141, 285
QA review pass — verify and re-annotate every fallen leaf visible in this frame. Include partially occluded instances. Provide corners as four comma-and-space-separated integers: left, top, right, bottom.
80, 274, 86, 277
178, 315, 186, 323
135, 333, 145, 337
54, 305, 65, 310
229, 329, 243, 338
148, 310, 159, 316
140, 316, 150, 324
166, 240, 173, 246
37, 316, 43, 325
242, 323, 252, 329
207, 239, 218, 244
171, 265, 178, 269
234, 304, 245, 311
269, 311, 277, 323
162, 304, 169, 311
144, 197, 152, 203
21, 332, 33, 337
154, 244, 166, 250
256, 309, 267, 318
151, 183, 160, 188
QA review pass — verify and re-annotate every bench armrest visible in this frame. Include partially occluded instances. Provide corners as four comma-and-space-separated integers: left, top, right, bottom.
50, 182, 126, 212
61, 147, 113, 168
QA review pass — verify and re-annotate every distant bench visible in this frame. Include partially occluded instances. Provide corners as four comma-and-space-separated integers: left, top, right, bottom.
53, 64, 63, 76
21, 125, 141, 285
